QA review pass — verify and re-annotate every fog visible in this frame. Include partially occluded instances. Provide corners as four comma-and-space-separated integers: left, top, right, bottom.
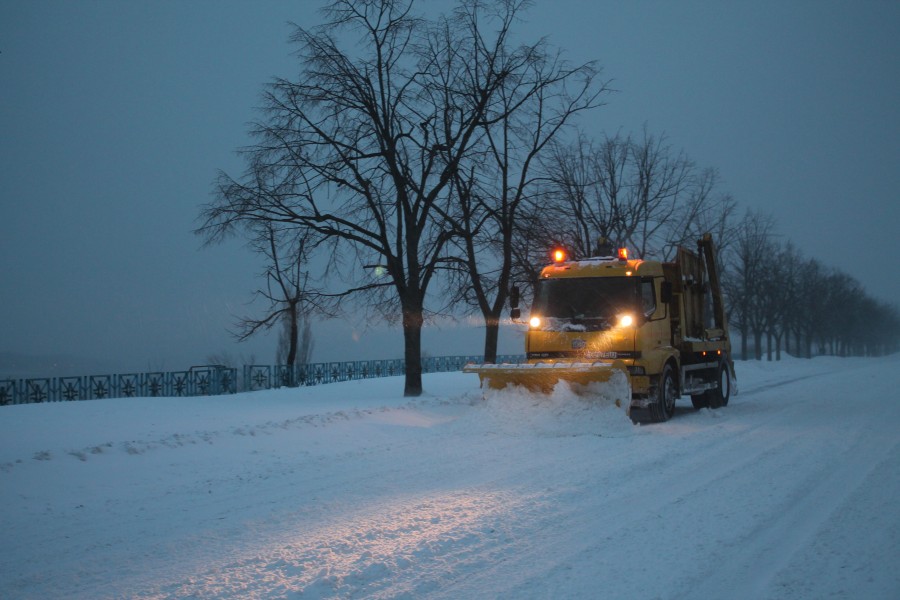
2, 1, 898, 374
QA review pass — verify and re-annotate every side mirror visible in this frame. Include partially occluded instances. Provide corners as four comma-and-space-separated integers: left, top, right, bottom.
509, 285, 520, 309
660, 281, 673, 304
510, 308, 521, 320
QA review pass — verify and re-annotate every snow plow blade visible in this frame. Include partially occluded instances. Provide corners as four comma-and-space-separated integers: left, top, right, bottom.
463, 360, 630, 394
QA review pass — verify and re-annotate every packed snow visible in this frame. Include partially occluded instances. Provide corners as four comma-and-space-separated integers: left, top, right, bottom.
1, 354, 898, 599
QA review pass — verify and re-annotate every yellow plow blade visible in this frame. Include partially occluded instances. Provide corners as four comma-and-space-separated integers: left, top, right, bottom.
463, 360, 630, 393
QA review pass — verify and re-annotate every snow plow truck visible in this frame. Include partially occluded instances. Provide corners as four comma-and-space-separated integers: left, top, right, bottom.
464, 233, 736, 424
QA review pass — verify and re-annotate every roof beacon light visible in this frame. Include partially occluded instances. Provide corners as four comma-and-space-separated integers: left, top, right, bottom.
552, 248, 567, 263
617, 247, 628, 261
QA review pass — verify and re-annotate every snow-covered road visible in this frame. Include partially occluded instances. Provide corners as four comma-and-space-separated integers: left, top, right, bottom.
1, 355, 898, 599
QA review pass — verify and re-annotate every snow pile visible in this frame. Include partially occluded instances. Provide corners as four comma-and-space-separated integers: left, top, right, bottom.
1, 355, 899, 599
479, 371, 634, 439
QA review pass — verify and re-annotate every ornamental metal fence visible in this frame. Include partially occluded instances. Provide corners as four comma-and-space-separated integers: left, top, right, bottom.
0, 355, 524, 406
0, 365, 237, 406
241, 355, 524, 391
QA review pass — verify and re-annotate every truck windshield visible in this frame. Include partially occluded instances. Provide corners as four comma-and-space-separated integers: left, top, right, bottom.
531, 277, 640, 331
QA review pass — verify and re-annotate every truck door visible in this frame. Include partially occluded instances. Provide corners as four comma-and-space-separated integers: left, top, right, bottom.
643, 277, 672, 354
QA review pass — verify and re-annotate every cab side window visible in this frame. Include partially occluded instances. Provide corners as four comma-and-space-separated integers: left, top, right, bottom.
642, 279, 656, 316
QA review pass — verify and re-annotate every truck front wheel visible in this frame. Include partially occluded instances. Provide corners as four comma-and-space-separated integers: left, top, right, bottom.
632, 363, 677, 424
658, 364, 678, 420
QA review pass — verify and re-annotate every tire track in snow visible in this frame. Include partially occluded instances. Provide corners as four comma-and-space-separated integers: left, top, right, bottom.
425, 417, 805, 598
141, 488, 532, 599
769, 446, 900, 598
738, 372, 822, 397
675, 432, 899, 599
425, 362, 849, 596
425, 360, 898, 598
736, 356, 876, 398
663, 358, 900, 599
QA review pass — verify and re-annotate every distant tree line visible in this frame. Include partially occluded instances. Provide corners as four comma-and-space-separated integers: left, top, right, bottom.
496, 126, 899, 361
197, 0, 897, 394
726, 211, 899, 360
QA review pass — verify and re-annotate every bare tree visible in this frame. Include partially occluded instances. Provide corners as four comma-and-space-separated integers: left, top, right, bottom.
229, 224, 321, 383
759, 241, 790, 360
793, 257, 827, 358
773, 241, 803, 358
440, 2, 606, 361
725, 210, 776, 360
661, 167, 739, 261
275, 308, 314, 367
537, 132, 630, 258
625, 127, 694, 258
537, 127, 699, 263
198, 0, 534, 396
507, 189, 568, 300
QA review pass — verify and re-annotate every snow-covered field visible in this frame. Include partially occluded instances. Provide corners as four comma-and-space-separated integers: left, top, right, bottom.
1, 354, 898, 599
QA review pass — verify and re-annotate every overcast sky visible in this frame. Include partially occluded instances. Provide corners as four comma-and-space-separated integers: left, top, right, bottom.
2, 0, 898, 374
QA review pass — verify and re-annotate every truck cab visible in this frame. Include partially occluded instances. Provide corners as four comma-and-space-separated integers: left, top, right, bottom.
521, 235, 734, 423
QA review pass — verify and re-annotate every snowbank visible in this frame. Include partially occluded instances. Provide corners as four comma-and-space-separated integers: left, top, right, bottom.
1, 355, 898, 599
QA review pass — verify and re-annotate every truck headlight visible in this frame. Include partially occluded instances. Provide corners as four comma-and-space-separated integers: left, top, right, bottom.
529, 316, 542, 329
618, 314, 634, 327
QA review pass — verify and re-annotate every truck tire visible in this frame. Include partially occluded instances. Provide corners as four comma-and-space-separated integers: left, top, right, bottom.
632, 363, 677, 424
706, 360, 731, 409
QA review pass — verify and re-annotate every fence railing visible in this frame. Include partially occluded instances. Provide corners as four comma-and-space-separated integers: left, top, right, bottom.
0, 355, 524, 406
0, 365, 238, 406
241, 355, 524, 391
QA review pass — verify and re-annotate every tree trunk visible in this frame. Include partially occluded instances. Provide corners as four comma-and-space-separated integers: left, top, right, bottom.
287, 303, 299, 386
402, 303, 424, 397
288, 304, 298, 367
483, 313, 501, 363
298, 317, 313, 365
740, 324, 749, 361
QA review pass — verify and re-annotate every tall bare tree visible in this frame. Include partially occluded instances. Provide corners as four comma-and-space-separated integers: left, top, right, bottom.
440, 2, 606, 362
231, 224, 321, 379
661, 167, 739, 260
626, 127, 694, 258
538, 132, 630, 258
537, 127, 699, 262
198, 0, 539, 396
793, 257, 827, 357
276, 310, 314, 368
773, 241, 802, 358
725, 210, 776, 360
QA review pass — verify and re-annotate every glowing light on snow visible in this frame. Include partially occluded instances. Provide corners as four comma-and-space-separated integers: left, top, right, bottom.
162, 490, 516, 598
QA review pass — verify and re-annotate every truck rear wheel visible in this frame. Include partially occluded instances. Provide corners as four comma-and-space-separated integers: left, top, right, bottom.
632, 363, 677, 424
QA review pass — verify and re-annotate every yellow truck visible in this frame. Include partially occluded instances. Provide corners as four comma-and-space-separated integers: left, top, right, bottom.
465, 234, 736, 424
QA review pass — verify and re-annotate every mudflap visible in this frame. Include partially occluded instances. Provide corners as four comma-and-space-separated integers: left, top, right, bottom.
627, 405, 654, 424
